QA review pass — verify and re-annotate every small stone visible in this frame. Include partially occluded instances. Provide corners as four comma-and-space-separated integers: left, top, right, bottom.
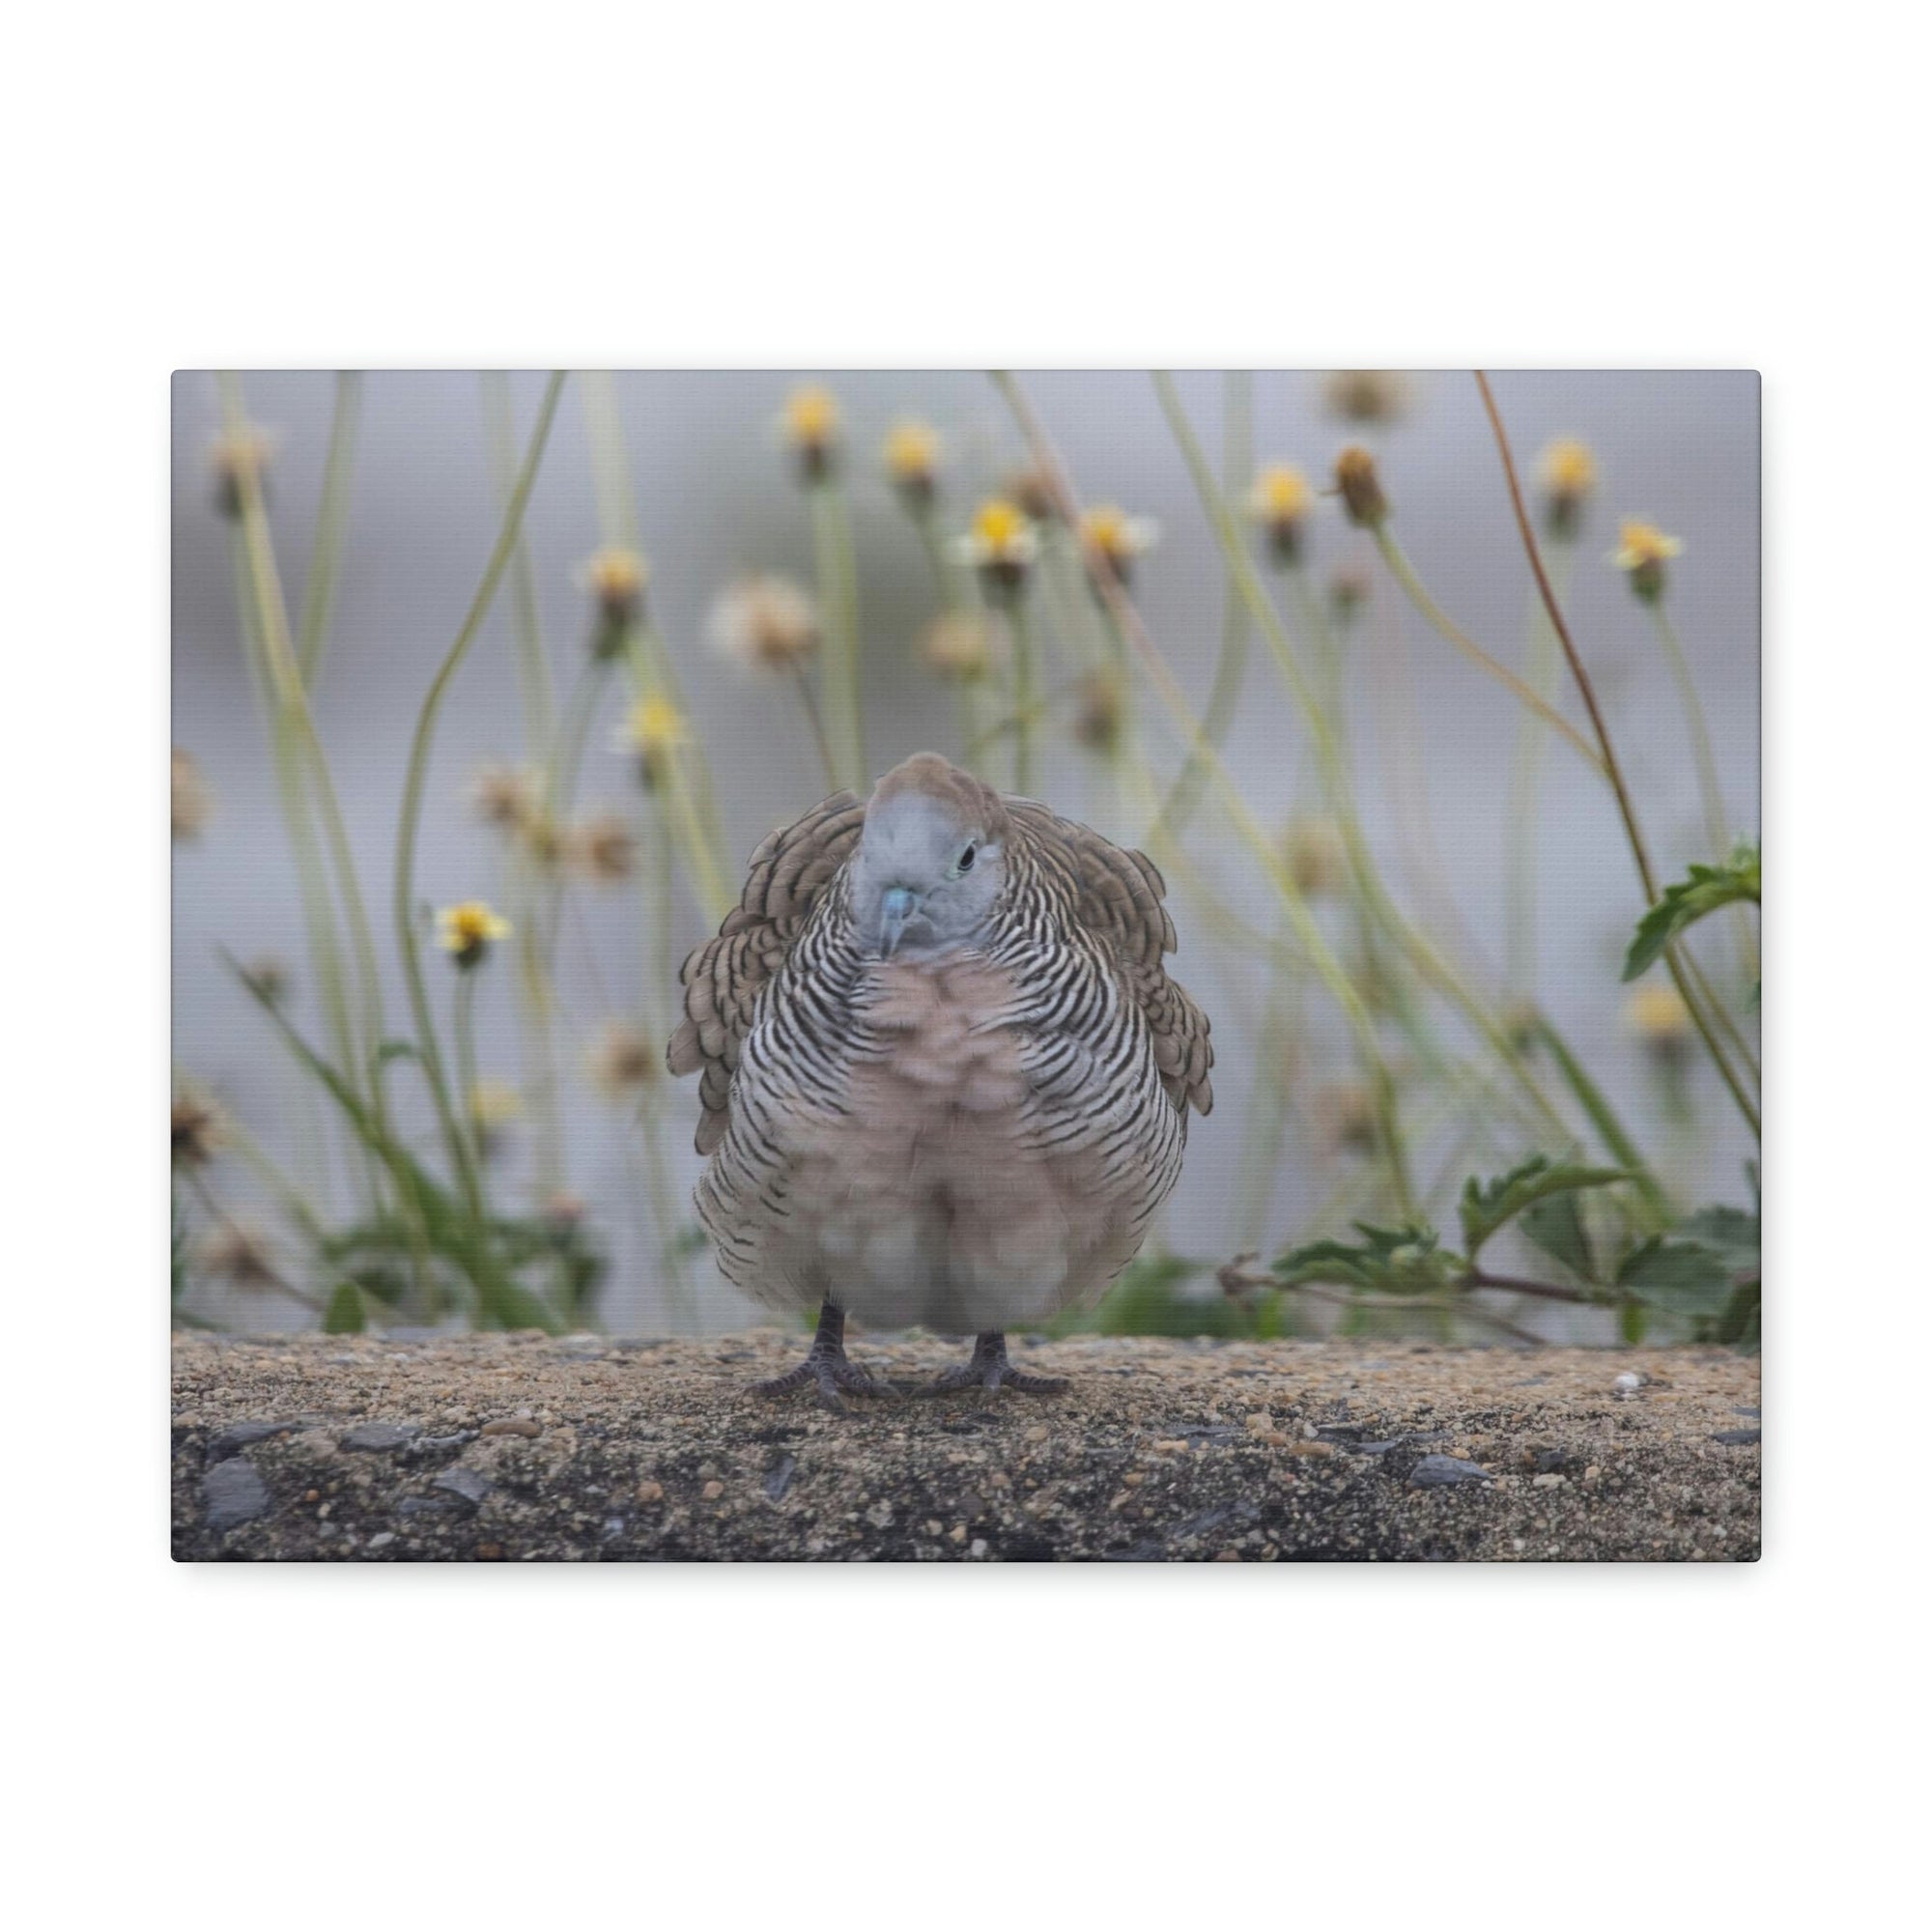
1408, 1454, 1492, 1488
924, 1520, 943, 1538
866, 1500, 894, 1529
210, 1420, 296, 1457
1532, 1472, 1566, 1489
1711, 1428, 1761, 1446
365, 1531, 396, 1551
1286, 1440, 1335, 1459
637, 1480, 664, 1504
1613, 1372, 1642, 1397
1246, 1411, 1274, 1435
764, 1456, 798, 1503
433, 1466, 492, 1507
949, 1524, 967, 1544
341, 1423, 421, 1453
701, 1480, 724, 1501
1024, 1426, 1049, 1444
1213, 1548, 1242, 1561
475, 1543, 504, 1560
1122, 1472, 1145, 1488
969, 1539, 988, 1558
480, 1418, 542, 1439
1301, 1421, 1321, 1440
202, 1458, 270, 1531
1584, 1465, 1602, 1483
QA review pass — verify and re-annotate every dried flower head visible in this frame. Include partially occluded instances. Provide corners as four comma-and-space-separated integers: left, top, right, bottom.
1537, 439, 1598, 539
1283, 815, 1349, 896
1625, 981, 1691, 1062
468, 1078, 522, 1158
1321, 370, 1410, 427
209, 424, 275, 519
1332, 446, 1389, 528
1072, 668, 1126, 754
172, 747, 213, 840
567, 810, 637, 885
470, 761, 540, 835
919, 611, 999, 682
582, 547, 650, 651
882, 419, 942, 506
1315, 1080, 1378, 1155
1004, 463, 1062, 524
1499, 997, 1541, 1057
199, 1219, 280, 1293
1246, 464, 1315, 565
1077, 504, 1159, 586
542, 1188, 587, 1232
590, 1020, 658, 1101
957, 497, 1039, 595
708, 574, 820, 674
437, 899, 511, 969
1611, 519, 1683, 603
781, 384, 842, 481
517, 809, 565, 873
621, 693, 690, 789
172, 1092, 225, 1169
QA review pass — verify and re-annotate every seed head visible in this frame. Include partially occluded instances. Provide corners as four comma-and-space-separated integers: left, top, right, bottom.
1315, 1081, 1378, 1155
437, 900, 511, 970
567, 810, 637, 885
1332, 446, 1389, 528
1283, 815, 1349, 896
241, 955, 292, 1009
172, 748, 213, 840
919, 611, 998, 682
199, 1219, 280, 1292
582, 547, 650, 652
209, 424, 274, 519
468, 1078, 522, 1158
590, 1020, 658, 1100
1328, 567, 1371, 628
171, 1092, 225, 1169
1625, 980, 1691, 1062
1321, 370, 1410, 427
470, 761, 540, 835
708, 574, 820, 674
622, 693, 690, 789
1072, 668, 1125, 754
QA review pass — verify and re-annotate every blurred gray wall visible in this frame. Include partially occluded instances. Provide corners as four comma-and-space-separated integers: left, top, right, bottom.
171, 370, 1759, 1333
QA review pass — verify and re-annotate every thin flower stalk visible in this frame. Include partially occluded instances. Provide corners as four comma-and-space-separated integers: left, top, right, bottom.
1504, 549, 1576, 991
393, 371, 567, 1222
1472, 372, 1759, 1140
295, 371, 362, 689
1152, 372, 1578, 1149
994, 370, 1416, 1216
807, 479, 867, 789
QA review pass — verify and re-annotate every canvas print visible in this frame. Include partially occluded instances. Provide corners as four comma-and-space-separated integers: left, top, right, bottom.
170, 370, 1760, 1561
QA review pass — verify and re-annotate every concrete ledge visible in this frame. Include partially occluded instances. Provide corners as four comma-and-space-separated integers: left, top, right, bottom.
172, 1332, 1761, 1562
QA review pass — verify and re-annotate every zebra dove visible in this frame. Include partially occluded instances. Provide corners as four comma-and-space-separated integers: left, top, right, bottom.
667, 752, 1212, 1407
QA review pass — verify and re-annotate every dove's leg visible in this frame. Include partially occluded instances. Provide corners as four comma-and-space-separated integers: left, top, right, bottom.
752, 1300, 893, 1414
926, 1331, 1068, 1396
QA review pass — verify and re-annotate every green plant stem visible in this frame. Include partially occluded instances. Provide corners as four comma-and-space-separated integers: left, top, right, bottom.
1472, 372, 1759, 1141
807, 478, 867, 789
622, 627, 733, 926
1528, 1014, 1671, 1222
1504, 547, 1576, 990
790, 664, 841, 792
394, 370, 566, 1225
451, 970, 493, 1228
296, 371, 363, 689
483, 372, 559, 758
1371, 525, 1606, 774
993, 370, 1415, 1216
1152, 371, 1577, 1149
1650, 600, 1758, 981
1007, 594, 1039, 795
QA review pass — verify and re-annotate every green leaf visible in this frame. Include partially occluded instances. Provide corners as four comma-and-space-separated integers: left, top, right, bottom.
1519, 1190, 1598, 1284
1457, 1156, 1631, 1259
1622, 842, 1761, 981
1679, 1203, 1760, 1276
1615, 1236, 1738, 1319
323, 1281, 367, 1334
1275, 1222, 1464, 1297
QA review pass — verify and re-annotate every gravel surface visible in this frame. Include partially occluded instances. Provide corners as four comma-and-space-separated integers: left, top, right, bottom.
172, 1331, 1762, 1562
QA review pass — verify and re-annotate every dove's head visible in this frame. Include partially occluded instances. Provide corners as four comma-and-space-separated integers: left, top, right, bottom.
852, 753, 1012, 959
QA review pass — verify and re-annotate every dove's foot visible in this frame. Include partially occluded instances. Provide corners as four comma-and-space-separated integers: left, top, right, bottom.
926, 1331, 1069, 1396
751, 1301, 893, 1415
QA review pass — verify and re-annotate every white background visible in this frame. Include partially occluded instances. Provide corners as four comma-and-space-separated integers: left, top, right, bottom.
5, 3, 1923, 1927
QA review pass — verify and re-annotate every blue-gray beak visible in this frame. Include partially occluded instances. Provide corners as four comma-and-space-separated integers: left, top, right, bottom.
879, 886, 918, 957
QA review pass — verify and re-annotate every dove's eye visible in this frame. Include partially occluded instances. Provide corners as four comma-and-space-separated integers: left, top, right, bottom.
955, 841, 978, 875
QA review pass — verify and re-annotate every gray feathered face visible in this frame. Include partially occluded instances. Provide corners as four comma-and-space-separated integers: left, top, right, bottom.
850, 787, 1005, 959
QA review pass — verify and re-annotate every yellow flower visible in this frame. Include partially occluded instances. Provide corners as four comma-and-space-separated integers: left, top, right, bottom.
621, 693, 690, 789
781, 384, 842, 479
1077, 504, 1159, 583
882, 418, 942, 500
1611, 519, 1683, 602
707, 575, 820, 674
1625, 981, 1691, 1058
1246, 463, 1314, 562
1538, 439, 1598, 501
1332, 446, 1389, 527
582, 547, 649, 623
957, 497, 1039, 592
437, 899, 511, 968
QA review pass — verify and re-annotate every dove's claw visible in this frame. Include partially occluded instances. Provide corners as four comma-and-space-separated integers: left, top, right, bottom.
925, 1331, 1068, 1396
751, 1302, 893, 1414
